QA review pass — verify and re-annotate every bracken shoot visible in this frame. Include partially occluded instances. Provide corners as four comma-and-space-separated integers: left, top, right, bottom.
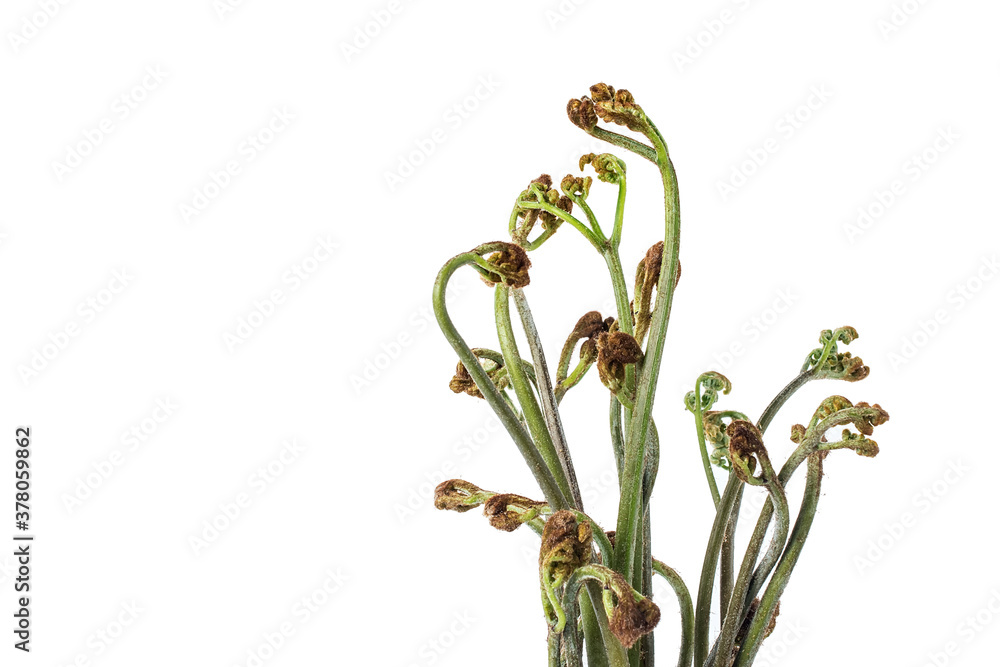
430, 84, 889, 667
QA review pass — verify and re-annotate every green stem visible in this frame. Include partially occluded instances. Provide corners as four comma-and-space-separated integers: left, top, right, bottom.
568, 510, 615, 568
710, 460, 789, 667
611, 174, 627, 250
731, 371, 820, 608
520, 201, 602, 250
638, 507, 654, 667
718, 480, 741, 625
614, 130, 680, 582
757, 369, 813, 433
738, 401, 877, 610
653, 559, 695, 667
692, 381, 722, 508
564, 573, 629, 667
548, 629, 561, 667
566, 190, 606, 241
495, 285, 574, 507
603, 249, 635, 335
734, 454, 824, 667
582, 587, 612, 667
433, 250, 567, 508
556, 357, 594, 402
525, 226, 559, 251
610, 397, 625, 480
590, 127, 657, 163
693, 473, 742, 667
513, 288, 583, 509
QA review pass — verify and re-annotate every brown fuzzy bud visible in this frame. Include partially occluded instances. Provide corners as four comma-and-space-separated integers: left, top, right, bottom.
728, 420, 764, 459
840, 353, 870, 381
727, 420, 766, 482
587, 83, 646, 132
532, 174, 553, 188
589, 83, 613, 102
812, 395, 854, 424
851, 402, 889, 435
816, 350, 870, 382
595, 331, 643, 392
561, 174, 593, 199
516, 174, 571, 232
434, 479, 490, 512
449, 361, 483, 398
568, 312, 614, 366
607, 572, 661, 648
481, 243, 531, 289
831, 429, 881, 457
567, 97, 598, 132
579, 152, 627, 184
644, 241, 664, 286
539, 510, 593, 580
483, 493, 546, 532
572, 311, 609, 340
634, 241, 677, 343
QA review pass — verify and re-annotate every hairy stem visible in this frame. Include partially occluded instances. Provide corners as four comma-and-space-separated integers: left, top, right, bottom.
590, 126, 657, 163
718, 481, 741, 626
711, 464, 789, 667
513, 288, 583, 509
693, 473, 743, 667
692, 381, 722, 508
734, 454, 824, 667
433, 250, 567, 508
495, 285, 575, 506
614, 129, 680, 583
653, 559, 695, 667
757, 369, 813, 433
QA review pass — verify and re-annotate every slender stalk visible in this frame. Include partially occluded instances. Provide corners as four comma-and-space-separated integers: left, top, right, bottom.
525, 227, 559, 251
611, 173, 627, 250
718, 480, 741, 625
740, 443, 813, 607
614, 130, 681, 582
495, 285, 575, 506
557, 331, 580, 386
520, 200, 603, 250
610, 397, 625, 480
570, 510, 615, 568
566, 575, 629, 667
513, 288, 583, 509
653, 559, 695, 667
734, 454, 824, 667
581, 587, 613, 667
556, 357, 594, 402
604, 249, 636, 336
729, 370, 820, 609
433, 251, 567, 508
548, 629, 561, 667
757, 369, 813, 433
692, 382, 722, 508
710, 464, 789, 667
693, 473, 742, 667
566, 190, 605, 240
638, 506, 654, 667
590, 126, 657, 163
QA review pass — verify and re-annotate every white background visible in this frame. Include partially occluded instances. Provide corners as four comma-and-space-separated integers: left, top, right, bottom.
2, 1, 998, 665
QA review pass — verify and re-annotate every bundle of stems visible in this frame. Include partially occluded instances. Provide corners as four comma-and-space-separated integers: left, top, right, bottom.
431, 84, 889, 667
